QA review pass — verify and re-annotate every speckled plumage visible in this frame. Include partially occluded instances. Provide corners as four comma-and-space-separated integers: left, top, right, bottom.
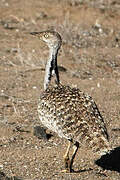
31, 30, 111, 172
38, 84, 109, 154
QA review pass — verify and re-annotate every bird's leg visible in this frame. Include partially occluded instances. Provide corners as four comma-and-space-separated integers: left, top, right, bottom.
62, 140, 72, 172
69, 141, 79, 172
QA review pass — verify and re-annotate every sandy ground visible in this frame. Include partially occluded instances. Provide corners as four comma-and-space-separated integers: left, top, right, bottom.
0, 0, 120, 179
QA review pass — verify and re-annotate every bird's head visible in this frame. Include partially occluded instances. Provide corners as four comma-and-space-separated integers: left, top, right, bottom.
30, 30, 62, 50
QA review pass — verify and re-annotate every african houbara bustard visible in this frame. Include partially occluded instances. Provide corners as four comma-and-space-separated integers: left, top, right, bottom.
30, 30, 111, 172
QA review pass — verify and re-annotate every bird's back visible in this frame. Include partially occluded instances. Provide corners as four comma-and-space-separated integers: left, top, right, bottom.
38, 84, 110, 155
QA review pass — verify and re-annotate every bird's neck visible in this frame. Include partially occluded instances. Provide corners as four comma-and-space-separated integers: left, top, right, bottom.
44, 47, 60, 90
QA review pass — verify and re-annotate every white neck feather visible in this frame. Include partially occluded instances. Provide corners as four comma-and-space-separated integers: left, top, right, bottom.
44, 47, 60, 90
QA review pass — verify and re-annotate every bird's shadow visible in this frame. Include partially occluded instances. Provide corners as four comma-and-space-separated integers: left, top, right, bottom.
95, 146, 120, 173
34, 127, 120, 173
71, 146, 120, 174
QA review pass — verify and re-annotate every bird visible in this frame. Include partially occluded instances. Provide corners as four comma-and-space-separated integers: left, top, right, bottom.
30, 30, 111, 172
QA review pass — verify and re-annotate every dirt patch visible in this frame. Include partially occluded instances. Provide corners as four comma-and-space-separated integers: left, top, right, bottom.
0, 0, 120, 179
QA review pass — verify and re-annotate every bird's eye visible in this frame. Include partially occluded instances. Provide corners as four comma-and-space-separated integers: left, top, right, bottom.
44, 34, 49, 38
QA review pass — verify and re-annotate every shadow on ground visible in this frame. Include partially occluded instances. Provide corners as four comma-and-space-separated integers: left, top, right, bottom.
95, 146, 120, 173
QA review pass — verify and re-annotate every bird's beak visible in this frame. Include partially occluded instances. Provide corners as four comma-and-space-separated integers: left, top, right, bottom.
30, 32, 44, 41
30, 32, 39, 36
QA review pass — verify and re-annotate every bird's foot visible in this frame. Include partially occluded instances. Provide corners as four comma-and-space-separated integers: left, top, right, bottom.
63, 153, 74, 173
61, 169, 70, 173
63, 155, 70, 169
61, 168, 74, 173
